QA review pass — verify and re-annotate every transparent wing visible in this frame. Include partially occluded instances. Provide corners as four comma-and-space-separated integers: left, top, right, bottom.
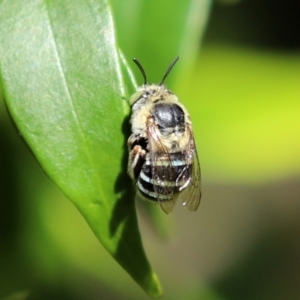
179, 125, 202, 211
147, 123, 177, 214
160, 198, 177, 214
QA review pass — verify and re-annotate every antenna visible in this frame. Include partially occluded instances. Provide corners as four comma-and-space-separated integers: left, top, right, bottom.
159, 56, 179, 86
133, 58, 147, 85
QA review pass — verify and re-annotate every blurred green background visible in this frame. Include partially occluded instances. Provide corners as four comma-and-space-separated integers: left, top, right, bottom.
1, 0, 300, 299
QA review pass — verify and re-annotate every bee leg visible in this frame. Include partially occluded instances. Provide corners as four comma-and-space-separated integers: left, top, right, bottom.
127, 133, 137, 149
128, 145, 146, 179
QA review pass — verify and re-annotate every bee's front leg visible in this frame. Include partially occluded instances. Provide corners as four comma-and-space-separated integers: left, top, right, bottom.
128, 134, 146, 179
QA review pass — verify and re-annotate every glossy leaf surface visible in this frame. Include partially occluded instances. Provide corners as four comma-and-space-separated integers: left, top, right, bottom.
0, 0, 161, 297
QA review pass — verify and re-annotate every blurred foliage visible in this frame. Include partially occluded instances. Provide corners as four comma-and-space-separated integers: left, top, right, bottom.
110, 0, 211, 80
179, 45, 300, 183
1, 0, 300, 300
0, 0, 211, 299
206, 0, 300, 49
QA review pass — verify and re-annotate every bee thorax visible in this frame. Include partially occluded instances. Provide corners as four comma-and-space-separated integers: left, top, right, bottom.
153, 103, 185, 131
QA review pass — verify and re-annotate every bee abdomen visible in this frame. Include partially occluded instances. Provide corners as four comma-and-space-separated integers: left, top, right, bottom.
137, 153, 192, 202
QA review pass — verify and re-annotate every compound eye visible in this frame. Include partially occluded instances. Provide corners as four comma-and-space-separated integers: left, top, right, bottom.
142, 91, 150, 98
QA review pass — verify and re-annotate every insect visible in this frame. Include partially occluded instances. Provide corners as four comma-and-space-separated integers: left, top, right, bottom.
127, 57, 201, 214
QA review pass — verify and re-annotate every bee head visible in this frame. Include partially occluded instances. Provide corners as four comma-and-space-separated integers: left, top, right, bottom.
130, 57, 179, 106
129, 84, 168, 105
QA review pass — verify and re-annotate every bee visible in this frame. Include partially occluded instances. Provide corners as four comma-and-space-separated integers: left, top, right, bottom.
127, 57, 201, 214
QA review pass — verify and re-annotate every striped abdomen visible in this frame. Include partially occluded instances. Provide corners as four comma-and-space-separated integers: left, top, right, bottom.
137, 152, 192, 202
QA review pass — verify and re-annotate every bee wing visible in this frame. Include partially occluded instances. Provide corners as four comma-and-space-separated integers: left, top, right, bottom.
178, 125, 201, 211
147, 123, 178, 214
160, 198, 178, 214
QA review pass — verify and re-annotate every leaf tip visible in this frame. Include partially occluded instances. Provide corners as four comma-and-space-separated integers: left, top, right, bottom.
145, 272, 163, 298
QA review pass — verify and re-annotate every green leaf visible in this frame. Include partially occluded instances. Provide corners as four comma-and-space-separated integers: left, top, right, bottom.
0, 0, 161, 297
2, 290, 29, 300
110, 0, 212, 85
